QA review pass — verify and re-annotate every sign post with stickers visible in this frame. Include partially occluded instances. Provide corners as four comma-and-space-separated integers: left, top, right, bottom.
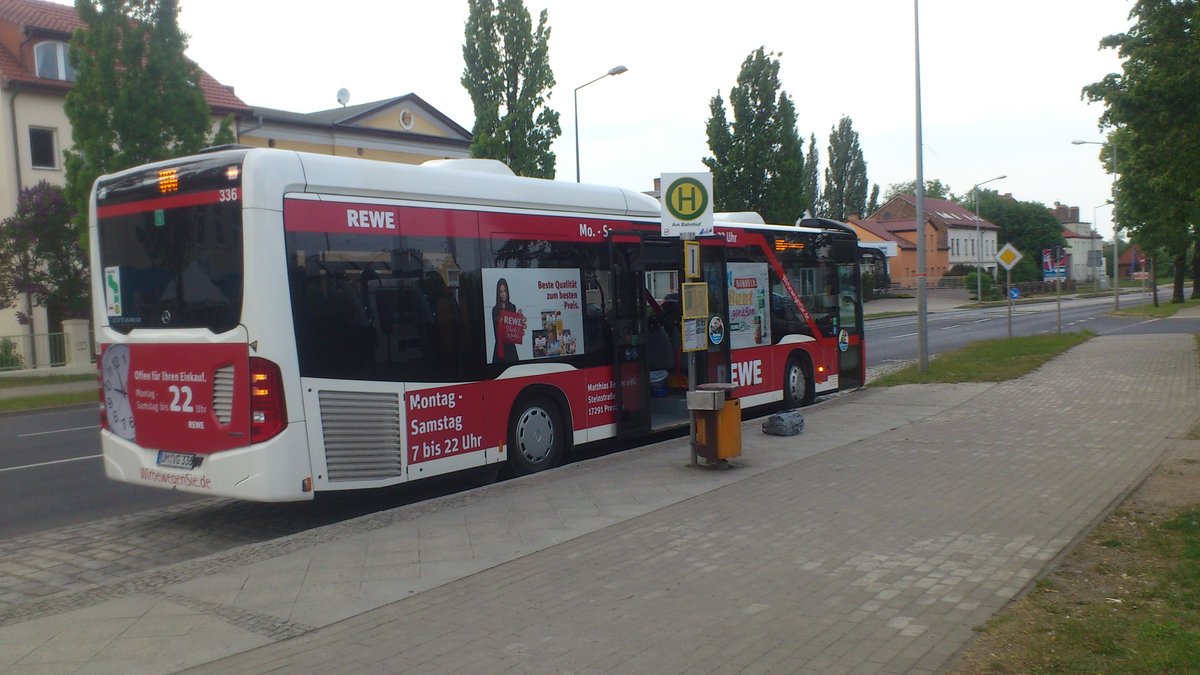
995, 243, 1023, 338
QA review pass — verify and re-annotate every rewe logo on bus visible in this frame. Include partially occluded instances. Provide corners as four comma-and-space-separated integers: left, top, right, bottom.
731, 359, 763, 387
346, 209, 396, 230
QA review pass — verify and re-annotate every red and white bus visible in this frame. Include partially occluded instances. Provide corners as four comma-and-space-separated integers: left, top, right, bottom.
91, 148, 864, 501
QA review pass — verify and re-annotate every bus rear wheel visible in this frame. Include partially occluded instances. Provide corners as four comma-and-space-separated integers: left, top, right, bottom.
507, 395, 565, 476
784, 356, 814, 408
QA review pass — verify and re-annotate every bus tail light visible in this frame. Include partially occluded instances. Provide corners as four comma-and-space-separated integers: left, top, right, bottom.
249, 357, 287, 443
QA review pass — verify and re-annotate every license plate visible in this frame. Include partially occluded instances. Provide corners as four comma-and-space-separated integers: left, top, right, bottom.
156, 451, 200, 470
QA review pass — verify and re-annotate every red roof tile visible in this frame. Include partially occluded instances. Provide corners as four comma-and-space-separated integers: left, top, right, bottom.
0, 0, 247, 112
849, 218, 916, 250
895, 195, 999, 230
0, 0, 78, 34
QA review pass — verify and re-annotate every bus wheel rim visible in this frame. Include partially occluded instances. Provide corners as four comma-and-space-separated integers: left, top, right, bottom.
789, 363, 805, 403
516, 407, 554, 464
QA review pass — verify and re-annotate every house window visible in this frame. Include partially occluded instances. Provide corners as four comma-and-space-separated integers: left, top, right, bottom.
29, 128, 57, 169
34, 41, 75, 81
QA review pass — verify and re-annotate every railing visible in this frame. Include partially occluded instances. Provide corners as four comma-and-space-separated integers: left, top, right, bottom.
0, 332, 67, 371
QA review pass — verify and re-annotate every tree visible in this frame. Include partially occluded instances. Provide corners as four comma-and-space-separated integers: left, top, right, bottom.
865, 184, 880, 217
0, 182, 85, 363
1083, 0, 1200, 302
65, 0, 225, 231
976, 190, 1065, 265
821, 116, 869, 221
703, 48, 805, 224
462, 0, 560, 178
802, 134, 820, 217
883, 179, 953, 202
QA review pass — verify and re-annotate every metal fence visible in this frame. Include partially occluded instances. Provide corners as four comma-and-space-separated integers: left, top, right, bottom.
0, 332, 67, 371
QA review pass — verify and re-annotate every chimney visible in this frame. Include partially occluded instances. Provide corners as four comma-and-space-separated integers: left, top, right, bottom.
1069, 206, 1079, 222
653, 177, 661, 193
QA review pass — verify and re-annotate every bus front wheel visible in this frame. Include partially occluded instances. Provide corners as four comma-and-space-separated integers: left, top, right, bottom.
784, 356, 814, 409
507, 395, 565, 476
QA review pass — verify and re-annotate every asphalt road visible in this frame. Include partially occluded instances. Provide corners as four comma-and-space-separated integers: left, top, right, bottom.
865, 293, 1199, 370
0, 405, 196, 538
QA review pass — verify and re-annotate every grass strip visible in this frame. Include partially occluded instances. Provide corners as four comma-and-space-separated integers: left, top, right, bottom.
0, 373, 95, 389
871, 331, 1094, 387
1112, 297, 1200, 319
0, 390, 96, 412
955, 506, 1200, 673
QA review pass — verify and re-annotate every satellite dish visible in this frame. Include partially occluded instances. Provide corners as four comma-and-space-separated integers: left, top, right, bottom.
336, 88, 350, 107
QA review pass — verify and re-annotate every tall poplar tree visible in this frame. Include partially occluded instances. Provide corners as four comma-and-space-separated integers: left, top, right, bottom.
462, 0, 560, 178
865, 184, 881, 217
702, 48, 804, 225
65, 0, 229, 230
802, 134, 820, 217
821, 116, 869, 221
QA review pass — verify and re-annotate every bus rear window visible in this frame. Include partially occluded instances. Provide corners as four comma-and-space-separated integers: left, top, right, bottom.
98, 202, 243, 333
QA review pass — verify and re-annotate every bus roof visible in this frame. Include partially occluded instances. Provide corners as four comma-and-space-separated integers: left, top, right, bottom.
95, 147, 855, 238
282, 150, 663, 219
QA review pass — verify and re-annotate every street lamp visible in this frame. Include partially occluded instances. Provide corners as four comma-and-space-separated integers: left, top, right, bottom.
1093, 202, 1111, 285
971, 174, 1005, 302
913, 0, 928, 373
574, 65, 628, 183
1073, 139, 1119, 309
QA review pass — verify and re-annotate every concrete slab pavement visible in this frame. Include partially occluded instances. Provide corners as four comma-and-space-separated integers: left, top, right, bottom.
0, 333, 1196, 673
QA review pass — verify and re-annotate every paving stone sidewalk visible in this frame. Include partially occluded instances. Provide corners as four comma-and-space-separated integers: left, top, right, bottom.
0, 334, 1195, 674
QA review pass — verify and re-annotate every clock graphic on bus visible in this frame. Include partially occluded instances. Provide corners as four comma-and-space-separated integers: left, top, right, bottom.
101, 344, 136, 441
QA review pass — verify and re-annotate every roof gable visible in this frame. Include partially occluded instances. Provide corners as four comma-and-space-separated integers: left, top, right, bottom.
252, 94, 471, 144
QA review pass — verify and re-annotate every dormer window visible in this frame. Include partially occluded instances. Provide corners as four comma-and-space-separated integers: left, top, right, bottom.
34, 41, 75, 81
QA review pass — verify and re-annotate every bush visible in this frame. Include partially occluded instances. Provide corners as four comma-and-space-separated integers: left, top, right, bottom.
965, 271, 998, 300
0, 337, 23, 370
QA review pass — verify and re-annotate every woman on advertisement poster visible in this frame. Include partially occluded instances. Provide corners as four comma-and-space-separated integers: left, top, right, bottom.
491, 277, 524, 363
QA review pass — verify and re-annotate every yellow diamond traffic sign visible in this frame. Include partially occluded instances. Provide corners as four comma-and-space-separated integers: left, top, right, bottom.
996, 243, 1022, 270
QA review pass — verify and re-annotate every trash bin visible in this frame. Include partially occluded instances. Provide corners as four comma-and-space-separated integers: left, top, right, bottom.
687, 383, 741, 462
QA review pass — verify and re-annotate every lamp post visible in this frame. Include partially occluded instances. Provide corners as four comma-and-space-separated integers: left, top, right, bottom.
913, 0, 928, 373
1073, 139, 1118, 309
971, 174, 1005, 302
1093, 202, 1110, 286
574, 65, 628, 183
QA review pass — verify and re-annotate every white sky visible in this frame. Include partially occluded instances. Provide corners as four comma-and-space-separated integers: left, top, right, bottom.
167, 0, 1128, 237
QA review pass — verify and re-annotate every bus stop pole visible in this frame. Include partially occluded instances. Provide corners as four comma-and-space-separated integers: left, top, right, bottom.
688, 352, 697, 467
1006, 268, 1013, 339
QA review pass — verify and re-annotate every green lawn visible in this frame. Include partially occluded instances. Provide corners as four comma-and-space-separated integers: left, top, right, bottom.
872, 331, 1095, 386
0, 390, 95, 412
0, 373, 94, 389
1113, 297, 1200, 319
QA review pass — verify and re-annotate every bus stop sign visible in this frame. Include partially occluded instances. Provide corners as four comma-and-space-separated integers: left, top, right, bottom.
661, 173, 713, 237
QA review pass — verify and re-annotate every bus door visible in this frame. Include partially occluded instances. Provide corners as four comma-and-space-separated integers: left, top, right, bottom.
699, 236, 732, 386
609, 232, 651, 440
835, 238, 865, 389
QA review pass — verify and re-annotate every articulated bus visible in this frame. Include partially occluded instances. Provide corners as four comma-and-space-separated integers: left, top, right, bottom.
91, 148, 864, 501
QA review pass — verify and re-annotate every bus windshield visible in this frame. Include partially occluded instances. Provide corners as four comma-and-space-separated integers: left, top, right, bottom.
96, 158, 244, 334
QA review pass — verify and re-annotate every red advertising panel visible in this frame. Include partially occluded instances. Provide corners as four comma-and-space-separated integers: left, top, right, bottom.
406, 383, 487, 464
101, 343, 250, 453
